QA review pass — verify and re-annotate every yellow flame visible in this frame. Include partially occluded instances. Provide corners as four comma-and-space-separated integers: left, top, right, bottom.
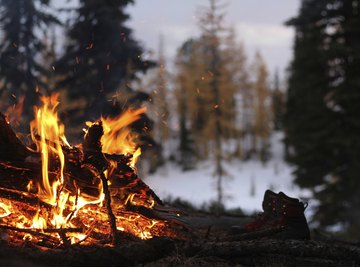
30, 94, 68, 205
0, 202, 11, 218
130, 148, 141, 169
31, 210, 47, 229
101, 107, 146, 168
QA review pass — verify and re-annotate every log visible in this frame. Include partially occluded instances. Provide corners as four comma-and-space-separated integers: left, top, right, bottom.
185, 239, 360, 264
0, 187, 52, 210
0, 236, 359, 267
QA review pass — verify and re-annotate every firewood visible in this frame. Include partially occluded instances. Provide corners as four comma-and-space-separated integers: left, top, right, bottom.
0, 115, 162, 206
0, 187, 52, 210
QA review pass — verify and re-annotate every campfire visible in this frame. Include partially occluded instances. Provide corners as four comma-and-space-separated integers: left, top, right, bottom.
0, 94, 182, 248
0, 96, 358, 266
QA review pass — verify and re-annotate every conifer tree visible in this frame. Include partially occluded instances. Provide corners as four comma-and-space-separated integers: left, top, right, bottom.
152, 34, 170, 143
222, 28, 249, 158
0, 0, 59, 123
198, 0, 227, 205
285, 0, 360, 233
272, 70, 285, 131
40, 30, 57, 94
55, 0, 154, 126
174, 1, 257, 202
252, 51, 271, 162
175, 38, 209, 160
175, 40, 197, 169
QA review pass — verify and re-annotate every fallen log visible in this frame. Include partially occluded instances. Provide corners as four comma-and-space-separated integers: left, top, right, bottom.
185, 239, 360, 264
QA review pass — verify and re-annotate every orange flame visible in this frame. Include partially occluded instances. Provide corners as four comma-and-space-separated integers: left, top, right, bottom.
100, 107, 146, 168
30, 94, 68, 205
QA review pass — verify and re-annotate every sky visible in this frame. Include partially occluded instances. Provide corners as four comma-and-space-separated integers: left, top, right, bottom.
126, 0, 301, 81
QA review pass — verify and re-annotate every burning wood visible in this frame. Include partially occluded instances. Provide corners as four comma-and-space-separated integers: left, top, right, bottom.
0, 94, 184, 248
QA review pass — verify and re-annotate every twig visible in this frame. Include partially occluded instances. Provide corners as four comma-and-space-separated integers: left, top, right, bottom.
65, 181, 79, 224
73, 220, 97, 246
100, 171, 118, 246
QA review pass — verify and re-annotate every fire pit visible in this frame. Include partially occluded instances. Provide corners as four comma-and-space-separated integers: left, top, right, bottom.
0, 94, 183, 248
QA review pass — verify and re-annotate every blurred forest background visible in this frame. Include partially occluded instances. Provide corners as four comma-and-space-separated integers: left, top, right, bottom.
0, 0, 359, 238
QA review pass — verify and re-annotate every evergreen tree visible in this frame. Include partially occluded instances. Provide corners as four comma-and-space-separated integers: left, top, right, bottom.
222, 27, 248, 158
272, 69, 285, 131
319, 0, 360, 233
40, 29, 57, 94
55, 0, 154, 126
199, 0, 227, 205
174, 39, 197, 169
151, 34, 170, 143
252, 51, 271, 162
285, 0, 331, 188
285, 0, 360, 233
175, 38, 209, 160
0, 0, 59, 123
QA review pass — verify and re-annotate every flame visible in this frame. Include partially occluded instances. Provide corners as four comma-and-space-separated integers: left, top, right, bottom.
101, 107, 146, 168
130, 147, 142, 169
0, 202, 11, 218
30, 94, 68, 205
28, 94, 94, 234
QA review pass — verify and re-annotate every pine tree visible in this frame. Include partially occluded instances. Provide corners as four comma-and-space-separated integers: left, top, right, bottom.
55, 0, 154, 126
285, 0, 330, 188
317, 0, 360, 233
222, 28, 250, 158
0, 0, 59, 124
175, 38, 209, 160
174, 1, 254, 201
174, 39, 198, 169
152, 34, 170, 143
40, 30, 57, 94
252, 51, 271, 162
198, 0, 227, 205
285, 0, 360, 233
272, 69, 285, 131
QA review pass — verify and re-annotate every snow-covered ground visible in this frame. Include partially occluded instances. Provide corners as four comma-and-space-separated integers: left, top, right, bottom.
143, 132, 312, 215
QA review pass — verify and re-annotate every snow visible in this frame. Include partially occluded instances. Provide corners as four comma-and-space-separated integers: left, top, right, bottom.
143, 132, 313, 215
